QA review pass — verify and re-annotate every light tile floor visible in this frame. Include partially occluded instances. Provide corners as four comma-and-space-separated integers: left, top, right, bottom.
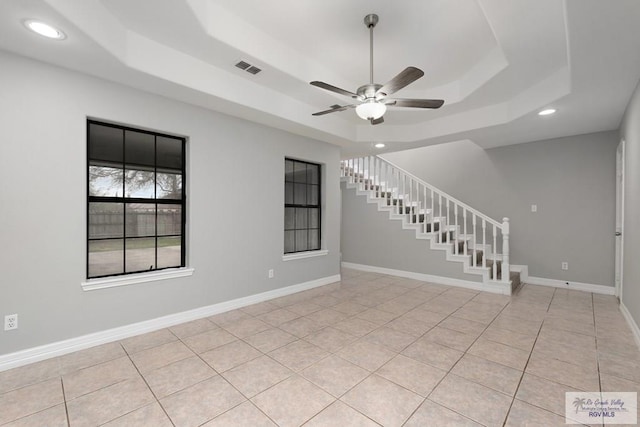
1, 268, 639, 426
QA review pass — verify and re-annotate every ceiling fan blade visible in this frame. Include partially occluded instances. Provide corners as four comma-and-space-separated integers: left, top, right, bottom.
388, 98, 445, 109
312, 104, 356, 116
377, 67, 424, 97
370, 117, 384, 125
310, 81, 358, 98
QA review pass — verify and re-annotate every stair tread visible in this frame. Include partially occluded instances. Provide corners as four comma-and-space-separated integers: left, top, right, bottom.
343, 166, 516, 289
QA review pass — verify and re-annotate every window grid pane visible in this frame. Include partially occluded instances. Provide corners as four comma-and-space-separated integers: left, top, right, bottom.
89, 165, 123, 197
88, 239, 124, 278
124, 168, 155, 198
157, 236, 182, 269
87, 120, 186, 279
125, 237, 156, 273
125, 203, 156, 237
89, 203, 124, 239
284, 158, 321, 254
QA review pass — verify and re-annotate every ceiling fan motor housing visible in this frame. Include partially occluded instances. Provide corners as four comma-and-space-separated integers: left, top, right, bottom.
357, 84, 383, 101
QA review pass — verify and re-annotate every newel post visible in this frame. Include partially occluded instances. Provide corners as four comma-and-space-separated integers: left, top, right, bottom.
502, 217, 510, 282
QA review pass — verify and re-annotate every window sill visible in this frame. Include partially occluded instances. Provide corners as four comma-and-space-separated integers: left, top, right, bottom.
282, 249, 329, 262
81, 267, 195, 291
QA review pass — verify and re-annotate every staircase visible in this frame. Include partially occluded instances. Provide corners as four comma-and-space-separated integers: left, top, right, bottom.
341, 156, 521, 294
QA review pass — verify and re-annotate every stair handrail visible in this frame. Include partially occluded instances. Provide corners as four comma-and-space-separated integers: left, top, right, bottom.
341, 155, 511, 282
374, 156, 503, 229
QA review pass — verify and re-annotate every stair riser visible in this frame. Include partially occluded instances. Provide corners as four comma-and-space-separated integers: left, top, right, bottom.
343, 169, 515, 291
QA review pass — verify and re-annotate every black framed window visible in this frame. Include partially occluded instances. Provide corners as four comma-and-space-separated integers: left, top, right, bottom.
87, 120, 186, 279
284, 158, 321, 254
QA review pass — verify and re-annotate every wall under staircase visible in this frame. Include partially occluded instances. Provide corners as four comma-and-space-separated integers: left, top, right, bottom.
340, 157, 521, 295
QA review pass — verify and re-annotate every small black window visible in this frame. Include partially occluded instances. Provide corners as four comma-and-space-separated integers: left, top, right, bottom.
284, 158, 321, 254
87, 120, 186, 279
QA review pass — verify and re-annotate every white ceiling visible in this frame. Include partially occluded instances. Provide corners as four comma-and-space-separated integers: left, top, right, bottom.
1, 0, 639, 157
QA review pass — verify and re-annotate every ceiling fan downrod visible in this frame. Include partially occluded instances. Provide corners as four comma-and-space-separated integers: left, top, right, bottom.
364, 14, 378, 85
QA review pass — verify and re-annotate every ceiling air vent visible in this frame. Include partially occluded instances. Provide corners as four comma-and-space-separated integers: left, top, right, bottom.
234, 60, 262, 75
235, 60, 251, 70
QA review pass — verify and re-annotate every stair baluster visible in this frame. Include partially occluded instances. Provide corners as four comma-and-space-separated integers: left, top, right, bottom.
472, 214, 477, 267
381, 159, 384, 194
355, 158, 359, 185
374, 157, 379, 194
482, 219, 487, 268
454, 203, 459, 255
446, 198, 450, 245
463, 209, 468, 256
431, 189, 435, 237
410, 180, 414, 224
493, 224, 498, 279
394, 169, 398, 215
424, 186, 428, 234
402, 174, 406, 216
416, 182, 421, 224
340, 156, 512, 285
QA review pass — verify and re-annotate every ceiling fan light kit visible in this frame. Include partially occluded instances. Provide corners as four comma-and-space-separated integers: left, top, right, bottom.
356, 101, 386, 120
310, 13, 444, 125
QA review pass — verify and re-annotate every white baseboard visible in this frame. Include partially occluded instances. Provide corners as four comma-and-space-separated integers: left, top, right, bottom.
341, 262, 511, 295
0, 274, 340, 373
620, 302, 640, 351
526, 276, 615, 295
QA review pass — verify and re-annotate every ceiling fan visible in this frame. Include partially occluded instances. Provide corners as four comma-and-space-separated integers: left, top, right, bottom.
310, 14, 445, 125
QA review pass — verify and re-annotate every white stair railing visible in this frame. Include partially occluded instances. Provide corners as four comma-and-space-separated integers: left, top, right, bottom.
341, 156, 511, 282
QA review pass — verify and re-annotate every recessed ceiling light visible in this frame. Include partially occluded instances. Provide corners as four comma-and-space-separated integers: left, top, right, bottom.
538, 108, 556, 116
24, 20, 66, 40
374, 143, 385, 148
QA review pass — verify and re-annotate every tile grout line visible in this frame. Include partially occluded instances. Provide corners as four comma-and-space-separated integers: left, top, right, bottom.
333, 287, 492, 425
55, 344, 161, 426
407, 291, 516, 426
175, 325, 283, 427
4, 374, 72, 426
189, 281, 614, 424
208, 301, 390, 426
592, 292, 606, 427
199, 287, 384, 425
500, 285, 555, 426
6, 273, 626, 426
60, 377, 71, 427
260, 277, 454, 425
330, 278, 443, 426
390, 282, 521, 417
262, 285, 421, 424
278, 291, 401, 425
119, 340, 177, 427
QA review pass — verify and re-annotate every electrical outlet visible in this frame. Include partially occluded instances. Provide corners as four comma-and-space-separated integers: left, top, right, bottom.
4, 314, 18, 331
531, 204, 538, 213
561, 262, 569, 271
268, 269, 274, 279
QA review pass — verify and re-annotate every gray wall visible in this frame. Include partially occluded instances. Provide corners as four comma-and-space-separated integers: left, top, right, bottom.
382, 131, 618, 286
0, 52, 340, 355
341, 183, 483, 283
620, 79, 640, 329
